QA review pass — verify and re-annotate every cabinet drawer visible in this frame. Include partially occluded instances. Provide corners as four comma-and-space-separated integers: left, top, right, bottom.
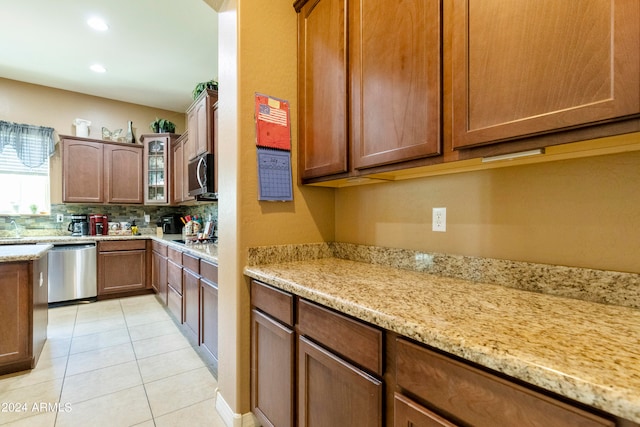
251, 280, 294, 327
99, 239, 146, 252
395, 338, 614, 427
182, 253, 199, 273
168, 247, 182, 264
167, 260, 182, 294
152, 240, 168, 256
394, 393, 458, 427
297, 299, 382, 376
167, 285, 183, 324
200, 260, 218, 284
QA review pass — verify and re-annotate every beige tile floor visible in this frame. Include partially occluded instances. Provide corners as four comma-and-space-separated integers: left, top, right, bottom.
0, 295, 226, 427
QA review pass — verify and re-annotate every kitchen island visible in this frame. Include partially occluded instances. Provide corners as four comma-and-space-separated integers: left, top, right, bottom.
244, 243, 640, 425
0, 244, 51, 375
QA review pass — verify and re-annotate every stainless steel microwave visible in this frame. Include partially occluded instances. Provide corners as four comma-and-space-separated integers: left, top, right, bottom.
188, 152, 217, 200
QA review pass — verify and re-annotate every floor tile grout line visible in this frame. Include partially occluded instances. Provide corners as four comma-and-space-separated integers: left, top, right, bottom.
53, 303, 78, 427
122, 297, 158, 426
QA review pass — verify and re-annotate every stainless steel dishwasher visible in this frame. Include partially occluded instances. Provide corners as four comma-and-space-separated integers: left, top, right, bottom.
48, 242, 97, 304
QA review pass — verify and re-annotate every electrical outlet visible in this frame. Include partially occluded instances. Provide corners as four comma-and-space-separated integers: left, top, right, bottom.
56, 214, 64, 223
432, 207, 446, 232
144, 214, 150, 224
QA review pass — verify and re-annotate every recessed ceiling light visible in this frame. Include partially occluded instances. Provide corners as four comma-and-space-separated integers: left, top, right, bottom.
87, 17, 109, 31
90, 64, 107, 73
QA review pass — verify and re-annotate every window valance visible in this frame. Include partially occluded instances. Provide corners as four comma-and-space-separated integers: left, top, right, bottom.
0, 120, 56, 168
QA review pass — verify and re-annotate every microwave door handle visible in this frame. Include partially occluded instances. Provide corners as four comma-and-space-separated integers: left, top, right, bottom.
197, 156, 206, 189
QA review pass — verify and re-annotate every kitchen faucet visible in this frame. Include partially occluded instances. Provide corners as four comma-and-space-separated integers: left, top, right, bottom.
10, 220, 20, 238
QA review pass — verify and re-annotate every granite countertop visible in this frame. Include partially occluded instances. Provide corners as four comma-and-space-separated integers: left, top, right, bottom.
0, 234, 218, 264
244, 256, 640, 423
0, 244, 53, 262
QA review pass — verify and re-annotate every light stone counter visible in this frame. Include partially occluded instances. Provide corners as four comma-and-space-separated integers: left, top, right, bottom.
244, 247, 640, 423
0, 234, 218, 264
0, 244, 52, 262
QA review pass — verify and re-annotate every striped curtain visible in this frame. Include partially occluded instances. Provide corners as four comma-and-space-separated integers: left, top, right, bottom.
0, 120, 56, 168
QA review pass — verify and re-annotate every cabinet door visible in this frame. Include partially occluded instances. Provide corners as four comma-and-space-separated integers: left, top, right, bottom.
62, 138, 104, 203
152, 251, 168, 305
0, 263, 30, 372
186, 107, 198, 161
183, 268, 200, 340
298, 0, 348, 179
143, 136, 169, 204
394, 393, 458, 427
195, 96, 209, 157
200, 278, 218, 362
251, 309, 295, 427
350, 0, 441, 169
450, 0, 640, 149
104, 144, 144, 203
171, 136, 184, 204
298, 335, 382, 427
98, 250, 146, 295
181, 138, 195, 202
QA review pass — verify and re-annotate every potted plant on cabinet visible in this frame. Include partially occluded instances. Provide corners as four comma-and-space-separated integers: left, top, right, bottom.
149, 118, 176, 133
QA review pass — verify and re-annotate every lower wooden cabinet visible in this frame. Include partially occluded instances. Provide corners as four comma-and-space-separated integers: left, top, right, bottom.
394, 393, 457, 427
298, 335, 382, 427
154, 244, 218, 365
249, 279, 633, 427
395, 338, 614, 427
251, 309, 295, 427
200, 260, 219, 362
151, 241, 168, 305
250, 279, 382, 427
166, 247, 183, 323
0, 257, 48, 375
182, 253, 200, 341
97, 240, 147, 296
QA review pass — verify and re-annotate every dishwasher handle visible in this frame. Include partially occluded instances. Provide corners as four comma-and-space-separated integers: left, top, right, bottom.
50, 243, 96, 251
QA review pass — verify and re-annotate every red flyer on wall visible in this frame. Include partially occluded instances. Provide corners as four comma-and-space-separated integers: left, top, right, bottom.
254, 93, 291, 151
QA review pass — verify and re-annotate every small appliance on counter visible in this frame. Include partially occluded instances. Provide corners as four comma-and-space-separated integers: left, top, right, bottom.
89, 214, 108, 235
68, 214, 89, 236
161, 214, 183, 234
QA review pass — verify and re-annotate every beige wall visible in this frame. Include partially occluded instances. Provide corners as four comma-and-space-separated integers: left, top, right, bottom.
0, 78, 186, 204
216, 0, 335, 416
336, 149, 640, 274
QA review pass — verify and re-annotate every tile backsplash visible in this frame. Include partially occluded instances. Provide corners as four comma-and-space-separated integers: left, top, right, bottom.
0, 203, 217, 236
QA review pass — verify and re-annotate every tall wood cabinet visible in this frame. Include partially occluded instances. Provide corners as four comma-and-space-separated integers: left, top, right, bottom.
61, 136, 143, 204
186, 89, 219, 162
449, 0, 640, 149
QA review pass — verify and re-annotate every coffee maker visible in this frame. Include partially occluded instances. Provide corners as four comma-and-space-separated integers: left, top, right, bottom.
89, 214, 109, 235
161, 214, 182, 234
68, 214, 89, 236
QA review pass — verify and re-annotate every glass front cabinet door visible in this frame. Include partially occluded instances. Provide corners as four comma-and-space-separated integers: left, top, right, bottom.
141, 133, 179, 205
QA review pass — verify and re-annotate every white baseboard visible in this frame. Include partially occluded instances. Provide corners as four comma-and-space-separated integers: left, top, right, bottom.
216, 390, 259, 427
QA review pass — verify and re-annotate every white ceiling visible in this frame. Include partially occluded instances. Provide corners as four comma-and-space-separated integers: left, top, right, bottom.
0, 0, 218, 113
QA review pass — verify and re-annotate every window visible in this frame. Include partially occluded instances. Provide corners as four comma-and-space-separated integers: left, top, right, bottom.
0, 121, 55, 215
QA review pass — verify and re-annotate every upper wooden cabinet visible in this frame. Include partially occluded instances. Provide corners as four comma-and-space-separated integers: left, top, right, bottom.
104, 143, 144, 204
449, 0, 640, 149
62, 138, 104, 203
140, 133, 179, 205
186, 89, 218, 162
350, 0, 441, 169
297, 0, 348, 179
62, 136, 143, 204
296, 0, 441, 181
